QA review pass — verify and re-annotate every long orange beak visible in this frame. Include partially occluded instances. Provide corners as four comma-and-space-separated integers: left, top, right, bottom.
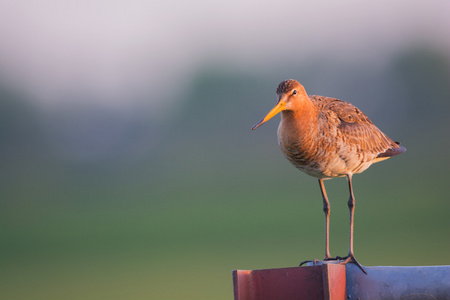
252, 99, 286, 130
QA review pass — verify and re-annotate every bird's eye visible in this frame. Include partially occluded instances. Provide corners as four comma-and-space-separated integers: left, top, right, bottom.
292, 90, 298, 95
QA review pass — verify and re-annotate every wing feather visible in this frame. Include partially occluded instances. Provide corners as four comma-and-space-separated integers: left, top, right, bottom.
310, 95, 404, 158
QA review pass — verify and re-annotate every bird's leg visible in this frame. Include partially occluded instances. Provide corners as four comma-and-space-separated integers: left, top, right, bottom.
299, 179, 334, 267
342, 174, 367, 274
319, 178, 332, 260
347, 174, 355, 259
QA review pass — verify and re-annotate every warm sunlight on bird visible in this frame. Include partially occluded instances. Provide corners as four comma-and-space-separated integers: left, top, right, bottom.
252, 79, 406, 274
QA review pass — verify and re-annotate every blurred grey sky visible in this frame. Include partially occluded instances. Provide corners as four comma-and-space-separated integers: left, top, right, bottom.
0, 0, 449, 117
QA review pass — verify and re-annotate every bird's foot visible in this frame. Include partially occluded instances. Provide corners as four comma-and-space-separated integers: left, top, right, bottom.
340, 254, 367, 274
299, 256, 343, 267
299, 259, 320, 267
299, 255, 366, 274
324, 255, 345, 261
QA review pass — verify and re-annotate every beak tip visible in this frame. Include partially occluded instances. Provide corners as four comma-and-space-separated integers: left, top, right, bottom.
251, 120, 264, 130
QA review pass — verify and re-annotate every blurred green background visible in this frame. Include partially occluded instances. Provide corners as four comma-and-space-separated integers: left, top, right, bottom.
1, 1, 450, 299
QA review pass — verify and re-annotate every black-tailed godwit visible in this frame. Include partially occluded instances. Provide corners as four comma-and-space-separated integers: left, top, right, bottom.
252, 79, 406, 274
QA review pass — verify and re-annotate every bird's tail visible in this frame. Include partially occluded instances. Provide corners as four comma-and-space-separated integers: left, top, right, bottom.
377, 141, 407, 158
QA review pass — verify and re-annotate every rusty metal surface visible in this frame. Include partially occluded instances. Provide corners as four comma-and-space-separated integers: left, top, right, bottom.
346, 264, 450, 299
233, 264, 346, 300
323, 263, 347, 300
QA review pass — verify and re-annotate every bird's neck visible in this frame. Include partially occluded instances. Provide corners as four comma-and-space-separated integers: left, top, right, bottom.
281, 99, 317, 133
278, 99, 318, 154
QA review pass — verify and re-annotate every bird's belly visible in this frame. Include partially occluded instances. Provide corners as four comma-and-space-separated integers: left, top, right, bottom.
281, 145, 374, 179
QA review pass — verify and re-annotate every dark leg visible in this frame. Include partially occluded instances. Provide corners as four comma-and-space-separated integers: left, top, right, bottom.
347, 174, 355, 258
342, 174, 367, 274
318, 179, 332, 260
300, 179, 334, 266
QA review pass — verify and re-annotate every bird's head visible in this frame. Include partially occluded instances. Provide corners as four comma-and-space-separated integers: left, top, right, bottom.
252, 79, 307, 130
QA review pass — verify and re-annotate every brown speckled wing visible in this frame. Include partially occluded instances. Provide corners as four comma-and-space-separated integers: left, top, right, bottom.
311, 95, 403, 158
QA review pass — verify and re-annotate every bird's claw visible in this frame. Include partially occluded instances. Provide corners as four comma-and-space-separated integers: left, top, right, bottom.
299, 256, 343, 266
299, 255, 367, 274
341, 254, 367, 274
299, 259, 320, 266
324, 256, 345, 261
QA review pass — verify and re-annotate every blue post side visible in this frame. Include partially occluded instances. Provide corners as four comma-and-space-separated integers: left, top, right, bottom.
346, 264, 450, 299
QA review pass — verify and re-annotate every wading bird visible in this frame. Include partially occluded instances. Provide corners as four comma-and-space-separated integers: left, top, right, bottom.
252, 79, 406, 273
